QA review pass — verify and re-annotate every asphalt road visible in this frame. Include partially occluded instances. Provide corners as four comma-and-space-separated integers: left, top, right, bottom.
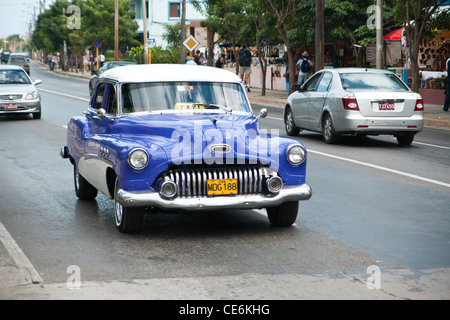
0, 61, 449, 300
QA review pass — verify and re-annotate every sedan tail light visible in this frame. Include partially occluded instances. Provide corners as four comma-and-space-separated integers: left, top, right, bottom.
342, 94, 359, 110
414, 98, 424, 111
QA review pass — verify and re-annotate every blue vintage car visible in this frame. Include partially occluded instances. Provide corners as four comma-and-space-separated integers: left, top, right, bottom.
61, 64, 312, 232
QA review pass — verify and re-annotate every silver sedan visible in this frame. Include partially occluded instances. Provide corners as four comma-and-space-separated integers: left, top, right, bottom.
283, 68, 424, 145
0, 65, 42, 119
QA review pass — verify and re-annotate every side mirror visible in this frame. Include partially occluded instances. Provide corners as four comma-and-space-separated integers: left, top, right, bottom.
291, 84, 302, 92
258, 108, 268, 119
33, 79, 42, 86
97, 108, 105, 118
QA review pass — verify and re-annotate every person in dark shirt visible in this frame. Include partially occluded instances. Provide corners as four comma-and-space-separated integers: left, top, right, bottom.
443, 57, 450, 112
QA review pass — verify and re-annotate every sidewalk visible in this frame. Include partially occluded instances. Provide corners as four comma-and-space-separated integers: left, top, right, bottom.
42, 61, 450, 130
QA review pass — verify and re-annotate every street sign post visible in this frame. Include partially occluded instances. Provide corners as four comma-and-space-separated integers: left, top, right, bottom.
93, 40, 102, 70
145, 39, 156, 64
183, 35, 200, 60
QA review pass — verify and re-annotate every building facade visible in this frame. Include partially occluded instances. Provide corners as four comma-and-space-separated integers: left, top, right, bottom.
130, 0, 207, 49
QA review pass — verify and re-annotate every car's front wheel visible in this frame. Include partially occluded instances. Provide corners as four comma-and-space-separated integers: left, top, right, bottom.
74, 164, 98, 200
114, 179, 144, 233
32, 111, 41, 119
266, 201, 298, 227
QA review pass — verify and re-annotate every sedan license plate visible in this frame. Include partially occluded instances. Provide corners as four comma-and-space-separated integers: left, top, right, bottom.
378, 102, 395, 111
4, 104, 18, 110
207, 179, 238, 196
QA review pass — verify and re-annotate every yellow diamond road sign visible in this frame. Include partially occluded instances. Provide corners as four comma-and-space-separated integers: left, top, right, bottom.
183, 35, 200, 52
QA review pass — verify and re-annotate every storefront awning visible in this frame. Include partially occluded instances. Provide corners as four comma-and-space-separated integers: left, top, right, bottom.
384, 28, 403, 41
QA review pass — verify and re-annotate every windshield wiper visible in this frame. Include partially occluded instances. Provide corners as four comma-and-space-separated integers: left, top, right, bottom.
199, 103, 232, 112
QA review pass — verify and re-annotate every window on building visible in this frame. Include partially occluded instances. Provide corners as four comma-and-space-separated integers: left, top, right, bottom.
169, 2, 180, 18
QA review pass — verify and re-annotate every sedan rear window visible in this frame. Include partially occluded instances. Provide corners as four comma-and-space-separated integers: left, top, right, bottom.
340, 72, 408, 91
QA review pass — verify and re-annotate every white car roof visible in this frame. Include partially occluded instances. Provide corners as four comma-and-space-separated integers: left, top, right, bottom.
0, 65, 26, 71
333, 67, 392, 74
100, 64, 242, 84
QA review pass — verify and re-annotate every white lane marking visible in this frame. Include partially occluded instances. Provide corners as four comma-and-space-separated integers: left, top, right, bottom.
39, 88, 89, 102
410, 141, 449, 150
309, 149, 450, 188
266, 116, 450, 150
0, 221, 43, 284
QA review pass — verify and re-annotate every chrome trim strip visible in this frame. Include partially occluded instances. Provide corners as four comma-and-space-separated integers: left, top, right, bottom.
116, 184, 312, 210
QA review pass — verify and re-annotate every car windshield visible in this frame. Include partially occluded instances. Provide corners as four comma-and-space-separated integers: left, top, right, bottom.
122, 82, 250, 113
0, 69, 31, 84
340, 72, 409, 91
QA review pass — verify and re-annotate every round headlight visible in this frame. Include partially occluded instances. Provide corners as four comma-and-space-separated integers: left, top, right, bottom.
287, 145, 306, 165
25, 91, 39, 100
128, 148, 149, 169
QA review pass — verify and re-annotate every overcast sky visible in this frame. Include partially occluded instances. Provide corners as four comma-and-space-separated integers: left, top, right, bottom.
0, 0, 53, 40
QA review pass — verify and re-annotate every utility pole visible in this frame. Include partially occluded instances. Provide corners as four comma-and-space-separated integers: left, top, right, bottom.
180, 0, 186, 64
376, 0, 383, 69
115, 0, 119, 61
315, 0, 324, 71
142, 0, 148, 64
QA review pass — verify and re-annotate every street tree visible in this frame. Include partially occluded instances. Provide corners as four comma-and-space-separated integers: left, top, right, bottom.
192, 0, 227, 66
395, 0, 448, 92
244, 0, 281, 95
80, 0, 140, 52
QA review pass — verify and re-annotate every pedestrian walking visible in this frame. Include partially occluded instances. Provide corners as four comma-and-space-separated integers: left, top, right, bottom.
215, 54, 225, 68
238, 44, 252, 91
443, 56, 450, 112
99, 52, 105, 67
296, 51, 313, 85
193, 50, 202, 65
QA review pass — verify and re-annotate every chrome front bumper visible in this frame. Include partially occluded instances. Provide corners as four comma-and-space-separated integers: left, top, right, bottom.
116, 184, 312, 210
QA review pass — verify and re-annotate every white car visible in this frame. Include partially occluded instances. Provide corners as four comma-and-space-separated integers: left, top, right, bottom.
283, 68, 424, 145
0, 65, 42, 119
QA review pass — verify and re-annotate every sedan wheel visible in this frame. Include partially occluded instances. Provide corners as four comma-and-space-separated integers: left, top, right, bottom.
266, 201, 298, 227
322, 113, 340, 144
114, 179, 144, 233
396, 133, 415, 146
284, 107, 300, 136
74, 164, 98, 200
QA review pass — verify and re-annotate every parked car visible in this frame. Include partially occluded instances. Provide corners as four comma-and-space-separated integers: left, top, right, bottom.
1, 50, 11, 64
89, 61, 136, 95
7, 53, 30, 75
0, 65, 42, 119
283, 68, 424, 145
61, 64, 312, 233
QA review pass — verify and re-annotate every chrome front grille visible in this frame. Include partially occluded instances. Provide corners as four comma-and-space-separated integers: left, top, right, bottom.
0, 94, 23, 101
162, 166, 278, 197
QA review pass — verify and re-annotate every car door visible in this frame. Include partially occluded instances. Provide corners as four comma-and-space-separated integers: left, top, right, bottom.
81, 81, 117, 196
290, 73, 322, 129
309, 72, 332, 130
297, 73, 323, 130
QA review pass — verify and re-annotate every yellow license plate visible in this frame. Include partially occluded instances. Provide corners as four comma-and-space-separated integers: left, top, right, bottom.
206, 179, 238, 196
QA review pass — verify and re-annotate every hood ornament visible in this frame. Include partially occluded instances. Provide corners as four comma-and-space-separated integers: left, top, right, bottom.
209, 144, 231, 154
